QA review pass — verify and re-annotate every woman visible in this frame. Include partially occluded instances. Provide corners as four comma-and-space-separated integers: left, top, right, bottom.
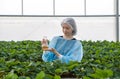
41, 18, 83, 63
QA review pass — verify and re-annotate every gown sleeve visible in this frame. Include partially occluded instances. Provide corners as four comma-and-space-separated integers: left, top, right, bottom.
59, 41, 83, 63
42, 36, 58, 62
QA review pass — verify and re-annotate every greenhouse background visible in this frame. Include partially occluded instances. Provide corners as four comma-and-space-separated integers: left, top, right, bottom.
0, 0, 120, 79
0, 0, 119, 41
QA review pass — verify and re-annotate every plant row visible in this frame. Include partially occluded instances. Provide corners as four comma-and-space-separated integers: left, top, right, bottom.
0, 40, 120, 79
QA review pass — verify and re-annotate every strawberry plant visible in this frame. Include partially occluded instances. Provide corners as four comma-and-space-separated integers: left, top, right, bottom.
0, 40, 120, 79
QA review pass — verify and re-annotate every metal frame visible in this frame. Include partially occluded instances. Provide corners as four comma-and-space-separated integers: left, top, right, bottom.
116, 0, 119, 42
0, 15, 116, 17
53, 0, 55, 15
21, 0, 23, 15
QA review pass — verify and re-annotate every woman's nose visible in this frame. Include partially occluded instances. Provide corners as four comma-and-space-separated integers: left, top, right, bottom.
63, 29, 67, 32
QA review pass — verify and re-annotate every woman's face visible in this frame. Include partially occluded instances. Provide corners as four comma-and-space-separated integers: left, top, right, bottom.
62, 23, 73, 36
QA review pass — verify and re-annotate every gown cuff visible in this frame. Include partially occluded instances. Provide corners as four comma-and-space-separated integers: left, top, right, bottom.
58, 54, 63, 59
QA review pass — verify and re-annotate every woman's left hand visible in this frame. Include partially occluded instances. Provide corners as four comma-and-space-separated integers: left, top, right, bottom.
48, 48, 61, 57
46, 48, 56, 52
43, 48, 55, 52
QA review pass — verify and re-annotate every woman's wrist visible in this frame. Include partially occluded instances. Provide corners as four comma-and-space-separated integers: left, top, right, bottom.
52, 49, 61, 57
58, 54, 63, 58
53, 50, 59, 56
45, 48, 62, 57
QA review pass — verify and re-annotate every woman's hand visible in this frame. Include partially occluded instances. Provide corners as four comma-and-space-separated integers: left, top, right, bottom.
41, 38, 48, 46
43, 48, 55, 52
41, 38, 49, 51
48, 48, 56, 52
43, 48, 62, 57
48, 48, 61, 57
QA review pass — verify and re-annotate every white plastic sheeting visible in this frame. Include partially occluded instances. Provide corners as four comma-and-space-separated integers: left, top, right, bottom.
0, 17, 116, 41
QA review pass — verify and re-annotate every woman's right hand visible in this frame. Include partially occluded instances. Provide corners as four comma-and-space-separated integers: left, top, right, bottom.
41, 38, 48, 46
41, 36, 48, 46
41, 36, 49, 51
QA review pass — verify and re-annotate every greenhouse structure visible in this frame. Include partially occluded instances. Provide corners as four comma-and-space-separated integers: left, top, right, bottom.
0, 0, 120, 79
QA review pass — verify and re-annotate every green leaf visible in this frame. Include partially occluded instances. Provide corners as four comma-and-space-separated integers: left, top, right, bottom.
90, 69, 113, 78
26, 77, 31, 79
54, 75, 61, 79
18, 76, 30, 79
44, 74, 53, 79
55, 69, 62, 74
68, 63, 78, 70
35, 71, 45, 79
83, 76, 91, 79
5, 70, 18, 79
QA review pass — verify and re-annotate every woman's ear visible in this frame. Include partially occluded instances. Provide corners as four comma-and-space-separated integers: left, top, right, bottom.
72, 30, 75, 35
